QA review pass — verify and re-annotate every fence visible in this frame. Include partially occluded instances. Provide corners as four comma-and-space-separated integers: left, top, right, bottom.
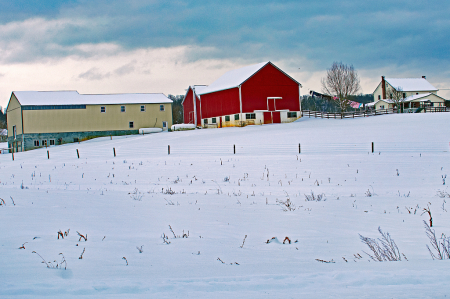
302, 107, 449, 119
3, 140, 449, 162
424, 107, 450, 113
301, 109, 398, 119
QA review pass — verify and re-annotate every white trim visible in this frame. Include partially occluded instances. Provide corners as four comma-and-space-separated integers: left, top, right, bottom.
193, 87, 197, 127
239, 85, 243, 121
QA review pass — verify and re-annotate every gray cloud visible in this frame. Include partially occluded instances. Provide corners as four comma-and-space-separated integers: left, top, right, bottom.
78, 67, 111, 80
114, 61, 136, 76
0, 0, 449, 80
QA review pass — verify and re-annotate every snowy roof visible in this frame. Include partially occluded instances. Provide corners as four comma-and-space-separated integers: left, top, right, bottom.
13, 91, 172, 106
197, 62, 301, 95
181, 85, 207, 105
193, 85, 208, 95
385, 78, 437, 92
197, 62, 269, 95
402, 92, 446, 102
369, 99, 394, 107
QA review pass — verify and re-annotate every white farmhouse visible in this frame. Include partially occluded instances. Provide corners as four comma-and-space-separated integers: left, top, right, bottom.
371, 76, 446, 112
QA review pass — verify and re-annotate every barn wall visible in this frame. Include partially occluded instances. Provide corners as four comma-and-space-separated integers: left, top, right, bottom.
22, 103, 172, 133
183, 88, 202, 126
183, 88, 194, 124
241, 63, 300, 113
199, 88, 240, 119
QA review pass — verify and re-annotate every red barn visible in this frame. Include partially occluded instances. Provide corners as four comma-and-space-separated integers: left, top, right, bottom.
182, 61, 302, 127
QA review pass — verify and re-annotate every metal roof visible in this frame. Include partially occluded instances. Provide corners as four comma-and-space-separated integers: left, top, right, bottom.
13, 91, 172, 106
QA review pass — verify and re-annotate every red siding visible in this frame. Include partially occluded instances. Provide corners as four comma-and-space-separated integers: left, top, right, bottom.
199, 87, 240, 119
183, 88, 201, 125
184, 62, 300, 124
183, 88, 194, 124
241, 63, 299, 113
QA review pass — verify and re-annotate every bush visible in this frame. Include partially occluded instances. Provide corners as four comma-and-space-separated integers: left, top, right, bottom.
424, 220, 450, 260
359, 227, 403, 261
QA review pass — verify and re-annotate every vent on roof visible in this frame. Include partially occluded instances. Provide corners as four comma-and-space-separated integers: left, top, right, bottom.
422, 76, 426, 79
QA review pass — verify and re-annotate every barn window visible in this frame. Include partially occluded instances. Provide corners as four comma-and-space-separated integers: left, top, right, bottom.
34, 140, 40, 147
378, 95, 381, 100
204, 119, 208, 124
235, 114, 239, 120
49, 139, 55, 146
129, 121, 134, 128
246, 113, 256, 120
100, 106, 106, 113
74, 138, 79, 142
225, 115, 230, 122
287, 112, 297, 118
212, 118, 216, 124
42, 140, 47, 147
140, 105, 146, 112
380, 105, 385, 109
160, 105, 165, 111
121, 106, 126, 112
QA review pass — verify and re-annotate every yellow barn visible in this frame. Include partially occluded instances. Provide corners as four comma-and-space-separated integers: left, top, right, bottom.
6, 91, 172, 152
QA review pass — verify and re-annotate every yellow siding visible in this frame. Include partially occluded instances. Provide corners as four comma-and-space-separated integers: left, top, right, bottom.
374, 100, 393, 110
6, 94, 23, 137
23, 103, 172, 134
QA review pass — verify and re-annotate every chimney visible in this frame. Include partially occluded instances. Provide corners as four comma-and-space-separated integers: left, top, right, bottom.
381, 76, 386, 99
422, 76, 426, 79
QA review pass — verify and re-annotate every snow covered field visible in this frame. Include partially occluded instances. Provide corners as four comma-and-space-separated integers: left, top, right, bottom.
1, 113, 450, 298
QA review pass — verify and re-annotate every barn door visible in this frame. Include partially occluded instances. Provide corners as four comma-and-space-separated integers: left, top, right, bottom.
272, 112, 281, 123
189, 111, 194, 124
263, 112, 272, 124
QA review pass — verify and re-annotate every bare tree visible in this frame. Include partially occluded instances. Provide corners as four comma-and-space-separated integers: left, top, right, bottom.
321, 62, 361, 112
387, 86, 405, 113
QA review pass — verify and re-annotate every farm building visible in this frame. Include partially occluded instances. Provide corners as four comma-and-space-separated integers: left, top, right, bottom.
7, 91, 172, 152
367, 93, 448, 113
372, 76, 446, 110
182, 62, 302, 127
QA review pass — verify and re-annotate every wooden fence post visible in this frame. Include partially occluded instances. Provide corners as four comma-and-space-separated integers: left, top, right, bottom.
76, 149, 80, 159
233, 144, 236, 154
299, 143, 301, 154
113, 147, 116, 157
47, 150, 50, 159
168, 145, 170, 155
372, 142, 374, 153
12, 151, 14, 161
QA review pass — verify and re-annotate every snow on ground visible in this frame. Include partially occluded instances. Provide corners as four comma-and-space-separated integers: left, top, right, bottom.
1, 113, 450, 298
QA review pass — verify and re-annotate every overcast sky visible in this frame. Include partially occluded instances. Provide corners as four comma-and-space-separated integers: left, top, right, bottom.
1, 0, 449, 109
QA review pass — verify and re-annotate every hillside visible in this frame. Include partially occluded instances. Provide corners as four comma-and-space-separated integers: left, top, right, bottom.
1, 113, 450, 298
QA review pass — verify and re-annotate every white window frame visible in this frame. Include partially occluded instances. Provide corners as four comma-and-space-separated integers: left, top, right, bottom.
160, 104, 165, 111
129, 121, 134, 128
121, 105, 126, 113
41, 140, 48, 147
140, 105, 146, 112
49, 139, 55, 146
101, 106, 106, 113
34, 140, 40, 147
